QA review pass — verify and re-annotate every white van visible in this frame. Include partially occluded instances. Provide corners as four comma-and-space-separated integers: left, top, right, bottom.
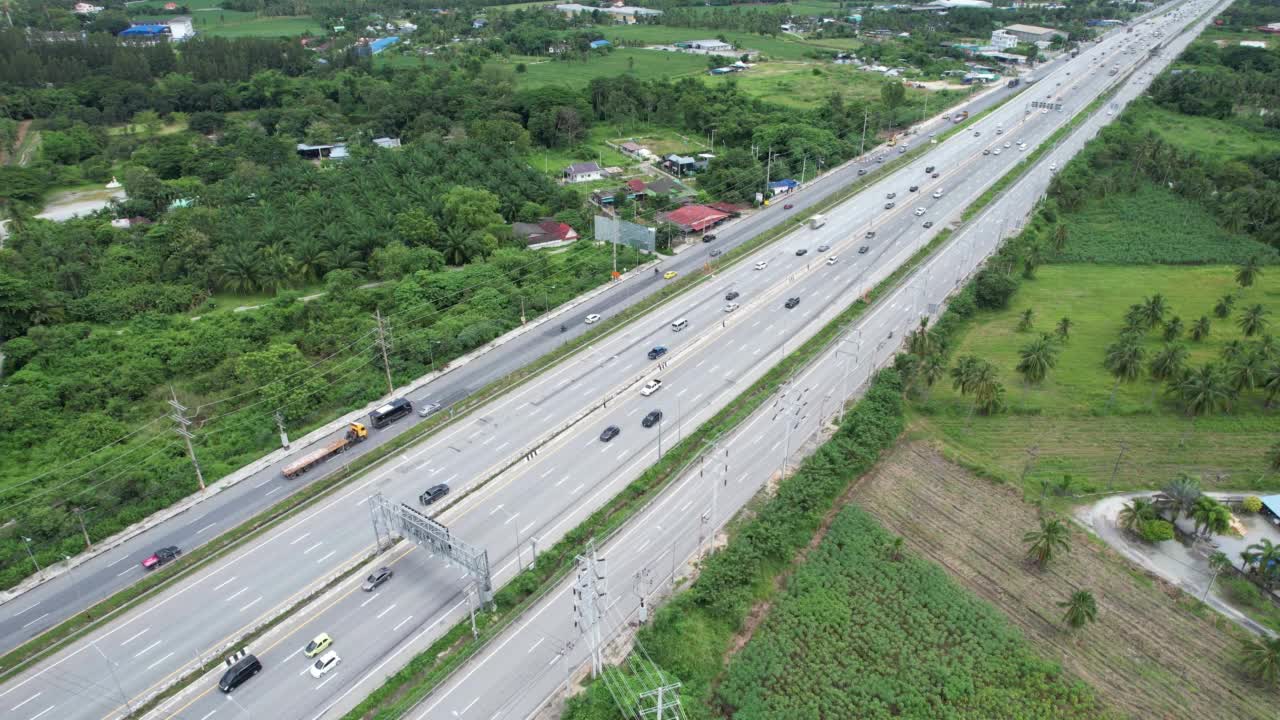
671, 318, 689, 332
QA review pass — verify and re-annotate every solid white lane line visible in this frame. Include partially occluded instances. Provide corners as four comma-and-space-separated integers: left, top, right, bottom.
146, 652, 175, 671
376, 603, 397, 620
120, 628, 149, 646
527, 638, 544, 654
303, 542, 323, 555
316, 551, 336, 564
20, 613, 49, 629
360, 593, 381, 608
240, 596, 262, 612
132, 640, 161, 658
393, 615, 414, 631
225, 587, 248, 602
10, 692, 40, 711
212, 576, 237, 591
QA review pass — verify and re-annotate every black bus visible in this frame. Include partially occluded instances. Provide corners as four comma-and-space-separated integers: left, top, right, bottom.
370, 398, 413, 429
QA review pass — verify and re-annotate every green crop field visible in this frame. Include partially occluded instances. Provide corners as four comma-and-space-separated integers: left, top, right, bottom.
133, 7, 323, 38
602, 26, 817, 60
500, 49, 711, 87
720, 504, 1106, 719
911, 264, 1280, 496
728, 61, 898, 107
1050, 180, 1276, 265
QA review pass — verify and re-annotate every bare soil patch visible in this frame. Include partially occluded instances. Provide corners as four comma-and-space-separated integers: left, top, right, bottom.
851, 440, 1275, 720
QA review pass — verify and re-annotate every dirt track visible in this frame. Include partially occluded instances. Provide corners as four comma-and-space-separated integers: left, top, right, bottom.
851, 441, 1276, 720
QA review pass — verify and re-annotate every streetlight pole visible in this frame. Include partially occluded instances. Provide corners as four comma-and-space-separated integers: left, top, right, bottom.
94, 641, 133, 716
501, 507, 524, 570
22, 536, 42, 578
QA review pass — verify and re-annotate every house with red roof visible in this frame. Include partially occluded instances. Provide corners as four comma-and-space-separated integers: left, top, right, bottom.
659, 204, 729, 233
512, 219, 580, 249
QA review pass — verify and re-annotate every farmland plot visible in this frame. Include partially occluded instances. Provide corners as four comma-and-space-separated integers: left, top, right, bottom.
850, 442, 1276, 720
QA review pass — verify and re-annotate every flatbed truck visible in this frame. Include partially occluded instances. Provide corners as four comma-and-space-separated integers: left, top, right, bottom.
282, 422, 368, 478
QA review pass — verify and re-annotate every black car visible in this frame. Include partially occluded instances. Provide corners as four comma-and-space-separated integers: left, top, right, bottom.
362, 567, 393, 592
865, 231, 876, 239
857, 168, 867, 176
600, 425, 621, 442
884, 202, 895, 209
701, 234, 717, 243
642, 410, 663, 428
219, 654, 262, 693
710, 249, 722, 257
909, 185, 919, 192
784, 297, 800, 309
419, 483, 449, 505
647, 346, 668, 360
858, 245, 870, 254
923, 221, 934, 229
925, 165, 935, 173
725, 291, 739, 301
795, 248, 808, 256
931, 172, 940, 178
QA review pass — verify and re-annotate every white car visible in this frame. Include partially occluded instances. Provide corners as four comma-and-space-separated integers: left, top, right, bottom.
640, 379, 663, 397
914, 207, 926, 216
993, 148, 1002, 155
931, 190, 944, 199
826, 256, 839, 266
1049, 163, 1057, 171
584, 314, 601, 324
754, 261, 768, 271
310, 651, 341, 679
723, 302, 740, 313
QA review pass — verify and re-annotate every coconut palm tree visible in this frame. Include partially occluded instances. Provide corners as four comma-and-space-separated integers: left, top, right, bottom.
215, 241, 261, 293
950, 355, 984, 395
1017, 308, 1035, 332
1240, 538, 1280, 588
971, 364, 1006, 416
1236, 255, 1263, 289
1055, 316, 1072, 342
1222, 339, 1246, 364
1190, 315, 1211, 342
1239, 304, 1270, 338
917, 352, 946, 400
907, 316, 934, 358
1057, 589, 1098, 631
1176, 363, 1235, 416
1213, 293, 1236, 319
1190, 495, 1231, 539
1140, 294, 1168, 329
1263, 363, 1280, 408
1162, 316, 1184, 341
1024, 518, 1071, 569
1105, 338, 1146, 407
1016, 334, 1059, 384
1256, 335, 1278, 363
1117, 497, 1156, 532
1162, 473, 1202, 521
1238, 636, 1280, 687
1228, 351, 1264, 394
1149, 343, 1188, 391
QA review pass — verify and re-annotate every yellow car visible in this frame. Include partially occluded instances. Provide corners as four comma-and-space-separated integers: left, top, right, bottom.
663, 271, 678, 280
304, 632, 333, 658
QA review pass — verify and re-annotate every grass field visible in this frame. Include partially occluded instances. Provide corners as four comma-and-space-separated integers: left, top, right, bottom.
502, 49, 710, 88
1128, 101, 1280, 162
134, 0, 322, 38
603, 25, 818, 60
911, 264, 1280, 496
1050, 180, 1276, 265
852, 442, 1276, 720
727, 61, 905, 108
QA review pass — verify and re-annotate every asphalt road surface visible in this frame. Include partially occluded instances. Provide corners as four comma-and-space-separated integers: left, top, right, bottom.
0, 5, 1207, 719
0, 50, 1023, 652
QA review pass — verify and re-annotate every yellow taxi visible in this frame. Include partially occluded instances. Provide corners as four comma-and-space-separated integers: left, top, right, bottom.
304, 632, 333, 658
663, 271, 678, 280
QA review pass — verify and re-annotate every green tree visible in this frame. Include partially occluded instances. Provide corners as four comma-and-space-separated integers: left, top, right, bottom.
1213, 293, 1236, 319
1016, 308, 1034, 332
1117, 497, 1156, 533
916, 352, 946, 401
1236, 256, 1263, 289
1162, 316, 1183, 341
1104, 338, 1145, 406
1162, 473, 1202, 521
1051, 224, 1069, 252
1190, 315, 1211, 341
1024, 518, 1071, 569
1238, 304, 1270, 337
1016, 334, 1059, 385
1190, 496, 1231, 539
880, 80, 906, 110
1148, 342, 1188, 405
1241, 538, 1280, 589
1057, 589, 1097, 631
1238, 636, 1280, 687
215, 241, 261, 293
1055, 316, 1072, 342
1139, 293, 1167, 329
1228, 351, 1263, 393
1176, 363, 1235, 415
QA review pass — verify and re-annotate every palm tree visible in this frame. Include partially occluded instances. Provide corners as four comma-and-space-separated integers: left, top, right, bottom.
1161, 316, 1184, 341
1051, 224, 1069, 252
1104, 338, 1146, 407
1024, 518, 1071, 569
1263, 364, 1280, 408
1238, 636, 1280, 687
1213, 293, 1236, 319
1239, 304, 1270, 338
972, 365, 1006, 416
886, 536, 906, 561
1190, 495, 1231, 539
1140, 293, 1167, 329
1057, 589, 1098, 631
289, 236, 333, 282
1240, 538, 1280, 588
215, 241, 261, 293
1190, 315, 1211, 342
951, 355, 984, 395
1228, 351, 1263, 394
1149, 343, 1189, 393
1016, 335, 1059, 384
1236, 256, 1263, 289
1222, 339, 1246, 363
907, 316, 934, 358
917, 352, 946, 401
1055, 316, 1072, 342
1176, 363, 1235, 416
1256, 335, 1278, 363
1162, 473, 1202, 521
1117, 497, 1156, 532
1017, 308, 1035, 332
257, 243, 297, 295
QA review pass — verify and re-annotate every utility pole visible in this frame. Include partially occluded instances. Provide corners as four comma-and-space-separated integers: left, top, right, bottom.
169, 386, 205, 491
572, 539, 607, 678
21, 536, 42, 578
72, 507, 94, 550
859, 108, 870, 157
800, 155, 807, 185
374, 309, 393, 395
763, 146, 773, 199
1108, 442, 1128, 490
274, 410, 290, 449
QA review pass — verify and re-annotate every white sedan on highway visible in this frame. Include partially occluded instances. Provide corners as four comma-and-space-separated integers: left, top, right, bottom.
584, 314, 601, 324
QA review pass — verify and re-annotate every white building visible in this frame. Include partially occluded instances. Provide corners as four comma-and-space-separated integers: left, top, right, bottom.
552, 4, 662, 21
73, 3, 103, 14
564, 162, 604, 184
167, 16, 194, 41
681, 39, 733, 53
990, 30, 1020, 50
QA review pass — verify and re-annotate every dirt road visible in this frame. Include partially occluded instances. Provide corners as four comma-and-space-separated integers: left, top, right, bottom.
852, 441, 1275, 720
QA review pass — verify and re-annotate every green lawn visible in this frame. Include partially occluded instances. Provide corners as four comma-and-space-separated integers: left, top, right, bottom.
502, 49, 711, 88
911, 264, 1280, 496
133, 6, 323, 38
602, 26, 818, 60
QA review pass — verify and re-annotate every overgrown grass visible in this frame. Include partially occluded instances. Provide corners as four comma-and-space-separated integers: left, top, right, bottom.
501, 49, 711, 88
1126, 99, 1280, 162
602, 26, 817, 61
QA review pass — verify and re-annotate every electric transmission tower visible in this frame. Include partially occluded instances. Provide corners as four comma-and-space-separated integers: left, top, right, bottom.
573, 539, 607, 678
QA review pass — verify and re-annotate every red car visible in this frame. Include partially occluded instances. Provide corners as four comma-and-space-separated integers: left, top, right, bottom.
142, 546, 181, 570
783, 203, 794, 209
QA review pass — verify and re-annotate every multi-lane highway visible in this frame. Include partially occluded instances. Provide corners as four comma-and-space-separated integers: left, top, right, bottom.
410, 5, 1223, 720
0, 70, 1027, 654
0, 4, 1213, 720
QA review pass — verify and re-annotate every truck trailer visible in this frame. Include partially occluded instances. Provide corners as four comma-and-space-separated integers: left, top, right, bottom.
807, 214, 827, 230
282, 422, 368, 478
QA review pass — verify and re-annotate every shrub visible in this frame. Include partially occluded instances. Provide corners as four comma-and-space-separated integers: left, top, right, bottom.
1139, 519, 1175, 543
1242, 496, 1263, 513
974, 269, 1018, 310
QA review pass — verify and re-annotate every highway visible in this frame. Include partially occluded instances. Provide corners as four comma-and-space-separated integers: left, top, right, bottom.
411, 5, 1223, 720
2, 5, 1201, 719
0, 5, 1203, 720
0, 66, 1025, 654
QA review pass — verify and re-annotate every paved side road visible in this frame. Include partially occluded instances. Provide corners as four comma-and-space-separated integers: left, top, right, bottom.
0, 78, 1023, 652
